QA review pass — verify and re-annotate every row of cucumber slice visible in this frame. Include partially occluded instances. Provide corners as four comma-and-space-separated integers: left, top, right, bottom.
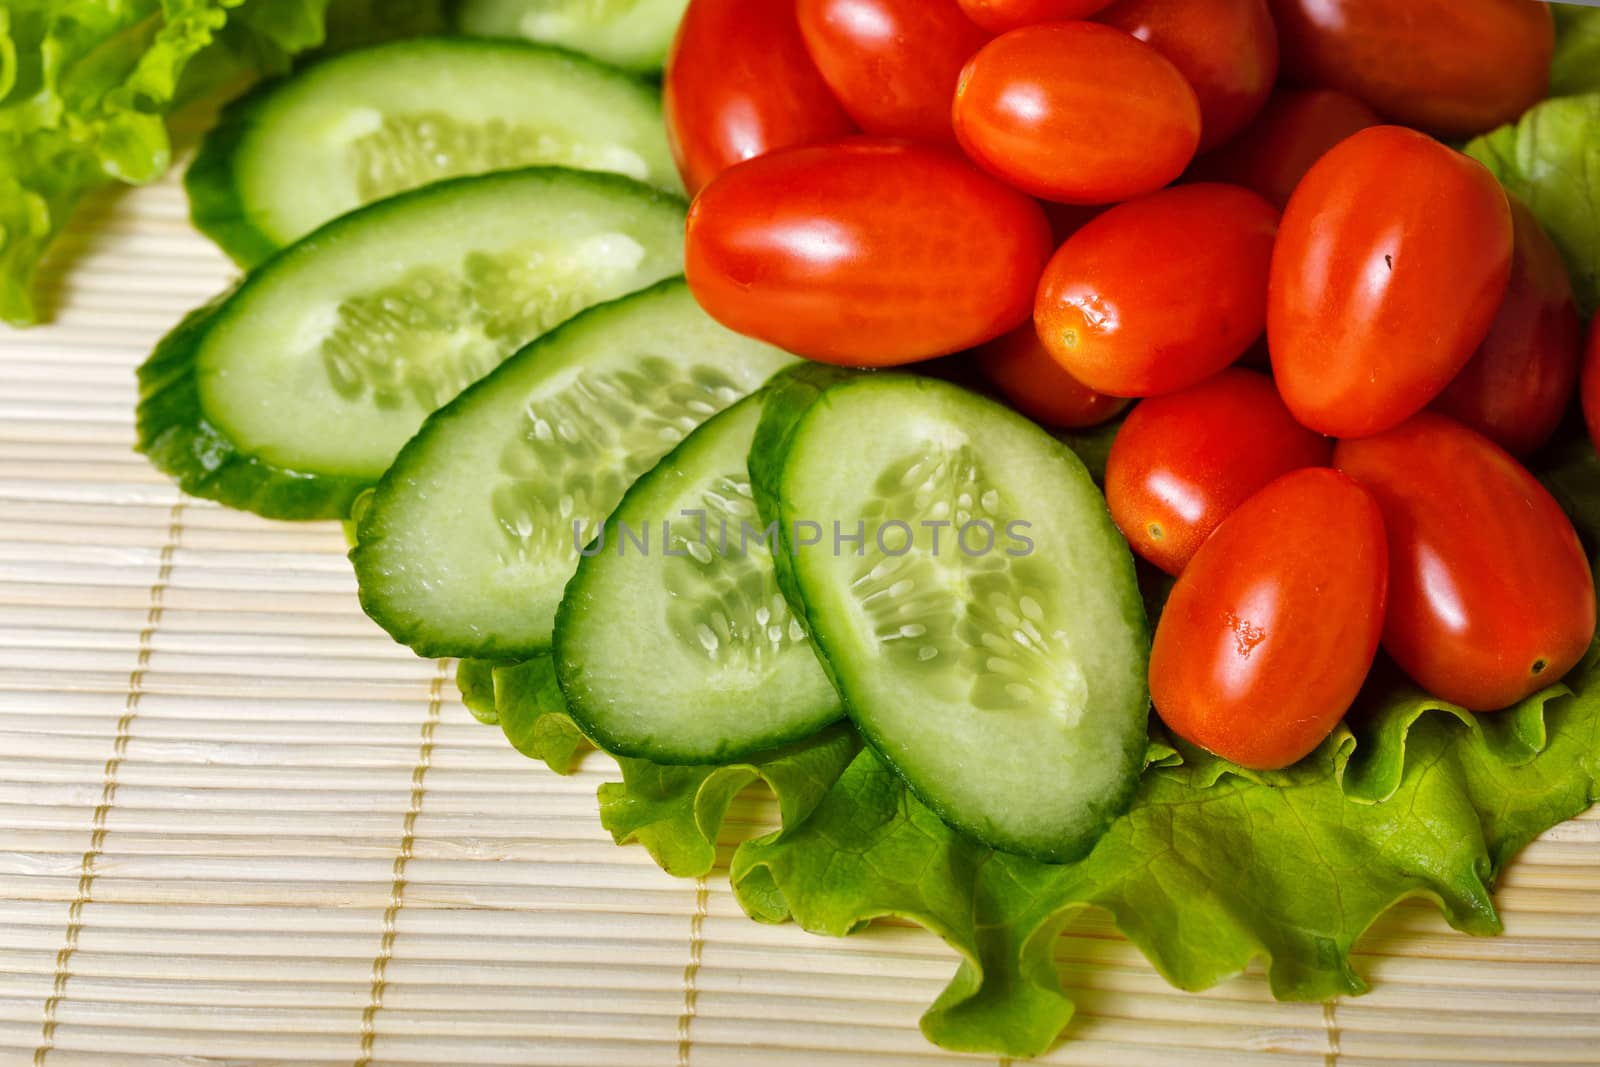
139, 28, 1152, 863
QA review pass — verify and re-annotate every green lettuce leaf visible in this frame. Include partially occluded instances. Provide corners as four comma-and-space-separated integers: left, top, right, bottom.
729, 638, 1600, 1057
1464, 93, 1600, 313
599, 725, 860, 878
1552, 4, 1600, 97
492, 657, 589, 776
454, 657, 500, 725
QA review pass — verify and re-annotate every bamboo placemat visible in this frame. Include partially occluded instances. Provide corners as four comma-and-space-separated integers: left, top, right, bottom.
1, 168, 1598, 1067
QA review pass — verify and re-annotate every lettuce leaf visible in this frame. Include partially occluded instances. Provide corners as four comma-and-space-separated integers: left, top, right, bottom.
492, 657, 589, 776
1465, 93, 1600, 313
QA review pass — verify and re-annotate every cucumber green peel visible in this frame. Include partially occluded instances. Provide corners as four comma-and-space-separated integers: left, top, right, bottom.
187, 37, 681, 267
454, 0, 690, 72
139, 167, 686, 520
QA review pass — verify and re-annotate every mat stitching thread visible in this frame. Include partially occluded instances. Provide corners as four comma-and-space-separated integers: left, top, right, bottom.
33, 500, 185, 1067
354, 658, 446, 1067
1323, 998, 1342, 1065
676, 875, 710, 1067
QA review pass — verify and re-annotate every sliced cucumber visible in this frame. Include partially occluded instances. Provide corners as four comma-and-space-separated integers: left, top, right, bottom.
188, 38, 680, 266
455, 0, 689, 72
751, 372, 1150, 863
555, 393, 843, 764
352, 280, 797, 660
139, 168, 685, 520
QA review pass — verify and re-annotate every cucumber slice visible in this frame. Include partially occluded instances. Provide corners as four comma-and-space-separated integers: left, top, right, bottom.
455, 0, 689, 72
555, 393, 843, 764
352, 280, 797, 660
188, 38, 680, 266
139, 168, 685, 520
751, 372, 1150, 863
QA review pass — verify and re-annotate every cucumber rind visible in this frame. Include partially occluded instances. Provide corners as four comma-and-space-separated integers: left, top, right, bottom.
141, 167, 688, 521
751, 373, 1150, 864
554, 391, 845, 765
186, 36, 678, 267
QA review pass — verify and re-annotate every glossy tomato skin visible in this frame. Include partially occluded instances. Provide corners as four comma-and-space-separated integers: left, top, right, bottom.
1190, 89, 1379, 209
1335, 414, 1597, 712
685, 139, 1054, 366
664, 0, 855, 195
959, 0, 1112, 32
953, 22, 1201, 204
979, 323, 1131, 429
796, 0, 989, 145
1268, 0, 1554, 138
1268, 126, 1513, 439
1098, 0, 1279, 152
1585, 318, 1600, 453
1432, 200, 1583, 458
1106, 369, 1332, 576
1035, 182, 1279, 397
1149, 468, 1388, 770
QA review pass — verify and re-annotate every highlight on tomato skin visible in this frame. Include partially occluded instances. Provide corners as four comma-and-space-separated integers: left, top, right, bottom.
978, 322, 1131, 430
683, 139, 1054, 367
796, 0, 990, 146
1334, 413, 1598, 714
1148, 467, 1389, 771
1585, 317, 1600, 455
664, 0, 856, 195
1105, 368, 1332, 576
1034, 182, 1279, 397
1098, 0, 1280, 152
1431, 198, 1583, 459
1268, 125, 1514, 439
958, 0, 1114, 33
952, 21, 1202, 205
1267, 0, 1555, 139
1188, 89, 1380, 210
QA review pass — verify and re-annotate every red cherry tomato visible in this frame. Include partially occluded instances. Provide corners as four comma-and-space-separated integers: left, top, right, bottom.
1098, 0, 1279, 152
796, 0, 990, 145
1432, 199, 1583, 458
1106, 369, 1332, 576
1335, 414, 1597, 712
1585, 318, 1600, 454
664, 0, 856, 195
1035, 182, 1279, 397
685, 139, 1053, 366
1149, 468, 1388, 770
978, 323, 1130, 429
958, 0, 1113, 33
1268, 126, 1513, 438
952, 22, 1201, 204
1267, 0, 1554, 138
1190, 89, 1380, 210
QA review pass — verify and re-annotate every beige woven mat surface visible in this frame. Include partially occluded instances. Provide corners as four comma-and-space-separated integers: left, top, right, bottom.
1, 170, 1598, 1067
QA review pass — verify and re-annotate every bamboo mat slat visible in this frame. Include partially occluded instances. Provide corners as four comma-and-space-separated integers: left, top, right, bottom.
0, 166, 1597, 1067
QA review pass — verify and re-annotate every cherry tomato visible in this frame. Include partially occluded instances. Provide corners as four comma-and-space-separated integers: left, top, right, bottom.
1268, 126, 1513, 439
1106, 369, 1332, 575
1268, 0, 1554, 139
796, 0, 990, 145
1432, 199, 1583, 458
1335, 414, 1596, 712
1098, 0, 1279, 152
664, 0, 856, 195
1585, 318, 1600, 454
1035, 182, 1278, 397
979, 323, 1131, 429
952, 22, 1201, 204
1190, 89, 1380, 210
1150, 468, 1388, 770
958, 0, 1113, 33
685, 139, 1053, 366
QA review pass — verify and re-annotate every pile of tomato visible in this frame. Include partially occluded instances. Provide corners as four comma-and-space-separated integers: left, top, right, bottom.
665, 0, 1600, 770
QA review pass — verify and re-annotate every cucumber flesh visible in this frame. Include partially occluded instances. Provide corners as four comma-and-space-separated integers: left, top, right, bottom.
352, 280, 797, 660
139, 168, 685, 519
751, 373, 1150, 863
556, 393, 843, 764
188, 38, 680, 266
455, 0, 689, 72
